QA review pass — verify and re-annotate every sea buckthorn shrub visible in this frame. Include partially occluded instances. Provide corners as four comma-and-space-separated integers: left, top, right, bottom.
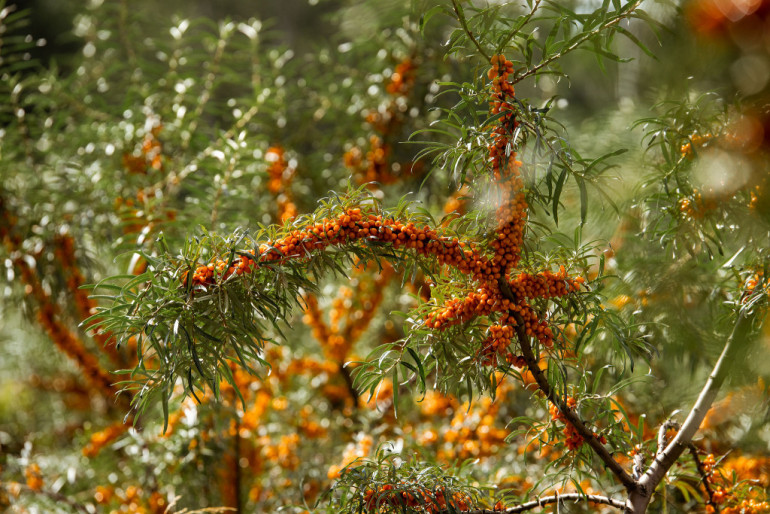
1, 1, 769, 514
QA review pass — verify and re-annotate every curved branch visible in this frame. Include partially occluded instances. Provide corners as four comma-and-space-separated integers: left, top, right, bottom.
466, 492, 626, 513
498, 281, 638, 492
636, 312, 752, 498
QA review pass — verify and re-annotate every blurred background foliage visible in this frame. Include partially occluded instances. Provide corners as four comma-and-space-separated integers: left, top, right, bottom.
0, 0, 769, 512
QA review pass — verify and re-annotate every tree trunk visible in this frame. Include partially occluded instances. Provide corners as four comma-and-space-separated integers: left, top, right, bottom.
625, 489, 652, 513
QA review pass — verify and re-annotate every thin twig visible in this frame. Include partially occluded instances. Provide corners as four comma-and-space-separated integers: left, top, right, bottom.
498, 280, 638, 492
339, 363, 360, 405
495, 0, 543, 55
513, 0, 644, 85
463, 492, 626, 513
688, 443, 720, 514
450, 0, 491, 62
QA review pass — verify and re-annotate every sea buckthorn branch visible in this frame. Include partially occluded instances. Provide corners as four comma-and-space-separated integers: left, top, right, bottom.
344, 57, 420, 186
450, 0, 491, 63
303, 261, 395, 403
110, 52, 583, 415
264, 145, 298, 223
689, 444, 721, 513
501, 285, 638, 493
464, 492, 627, 513
1, 196, 124, 401
629, 311, 756, 511
333, 448, 480, 514
53, 233, 124, 366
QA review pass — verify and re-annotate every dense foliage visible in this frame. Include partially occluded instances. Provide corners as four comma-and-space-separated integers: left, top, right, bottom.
1, 0, 769, 512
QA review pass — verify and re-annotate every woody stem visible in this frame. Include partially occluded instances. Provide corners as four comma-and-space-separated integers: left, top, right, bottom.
498, 280, 638, 492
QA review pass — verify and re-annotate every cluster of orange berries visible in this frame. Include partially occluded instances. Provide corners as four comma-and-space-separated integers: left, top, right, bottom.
425, 55, 582, 365
745, 270, 770, 299
82, 422, 131, 458
385, 58, 416, 95
362, 484, 471, 513
265, 146, 298, 223
20, 262, 118, 397
2, 197, 129, 414
54, 233, 124, 365
700, 453, 770, 513
303, 261, 393, 364
122, 122, 163, 174
439, 398, 510, 461
678, 188, 720, 219
443, 185, 471, 217
548, 397, 606, 451
93, 484, 166, 513
186, 207, 487, 287
262, 433, 301, 471
417, 381, 512, 462
24, 464, 43, 492
418, 390, 458, 417
718, 499, 770, 514
344, 58, 419, 186
344, 135, 406, 185
680, 132, 715, 157
721, 454, 770, 488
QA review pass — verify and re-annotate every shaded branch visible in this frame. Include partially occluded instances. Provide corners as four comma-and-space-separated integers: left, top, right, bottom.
689, 444, 720, 514
339, 363, 360, 405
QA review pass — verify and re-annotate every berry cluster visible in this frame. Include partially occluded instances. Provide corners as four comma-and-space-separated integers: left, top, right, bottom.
262, 433, 301, 471
303, 261, 394, 364
549, 396, 584, 451
92, 484, 166, 513
186, 55, 584, 385
344, 58, 420, 186
700, 452, 770, 513
187, 208, 483, 286
548, 396, 606, 451
82, 422, 132, 458
362, 484, 471, 513
24, 464, 43, 492
54, 233, 124, 365
122, 121, 163, 175
265, 146, 298, 223
745, 270, 770, 300
385, 58, 416, 95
